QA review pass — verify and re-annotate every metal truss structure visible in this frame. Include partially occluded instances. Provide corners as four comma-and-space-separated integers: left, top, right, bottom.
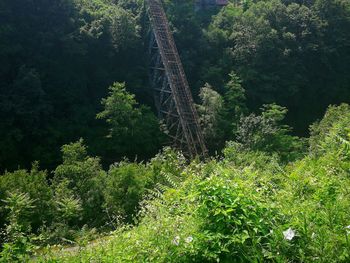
146, 0, 207, 158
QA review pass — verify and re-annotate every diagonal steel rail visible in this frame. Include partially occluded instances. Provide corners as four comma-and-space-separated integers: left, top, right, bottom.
146, 0, 207, 157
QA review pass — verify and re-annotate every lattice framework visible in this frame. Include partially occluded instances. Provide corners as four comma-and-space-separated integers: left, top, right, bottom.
146, 0, 207, 157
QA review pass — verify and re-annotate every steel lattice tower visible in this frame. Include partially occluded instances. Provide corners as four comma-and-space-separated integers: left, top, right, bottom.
146, 0, 207, 158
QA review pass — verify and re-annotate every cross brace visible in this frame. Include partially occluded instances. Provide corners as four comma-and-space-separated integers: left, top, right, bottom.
146, 0, 207, 158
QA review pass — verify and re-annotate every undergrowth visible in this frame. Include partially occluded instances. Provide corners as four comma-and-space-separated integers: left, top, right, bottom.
29, 105, 350, 262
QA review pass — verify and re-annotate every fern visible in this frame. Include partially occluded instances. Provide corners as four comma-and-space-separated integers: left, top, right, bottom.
335, 134, 350, 154
146, 173, 181, 200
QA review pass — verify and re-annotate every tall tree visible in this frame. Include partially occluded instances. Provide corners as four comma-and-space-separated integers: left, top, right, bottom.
97, 82, 164, 161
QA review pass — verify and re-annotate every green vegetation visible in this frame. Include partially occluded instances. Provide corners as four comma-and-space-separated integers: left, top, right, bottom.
0, 103, 343, 262
1, 0, 350, 170
1, 0, 350, 262
1, 104, 350, 262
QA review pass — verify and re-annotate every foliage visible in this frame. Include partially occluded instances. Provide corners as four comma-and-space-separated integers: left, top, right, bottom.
223, 72, 247, 122
0, 192, 35, 262
35, 113, 350, 261
196, 83, 225, 150
97, 82, 141, 137
196, 72, 247, 153
1, 0, 350, 171
0, 163, 52, 233
309, 103, 350, 155
193, 174, 281, 262
53, 139, 107, 226
103, 162, 153, 223
147, 147, 187, 197
53, 179, 83, 224
221, 71, 248, 142
1, 0, 350, 260
236, 103, 305, 161
0, 104, 349, 262
97, 82, 164, 158
204, 0, 350, 133
75, 0, 139, 51
0, 0, 145, 171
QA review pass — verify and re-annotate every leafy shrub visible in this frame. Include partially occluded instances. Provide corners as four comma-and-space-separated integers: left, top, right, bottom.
0, 192, 35, 262
103, 162, 153, 223
143, 147, 189, 202
0, 162, 52, 233
96, 82, 164, 158
193, 174, 281, 262
274, 153, 350, 262
236, 104, 305, 162
53, 179, 83, 224
309, 104, 350, 156
38, 178, 84, 244
52, 139, 107, 226
196, 83, 225, 150
223, 141, 281, 172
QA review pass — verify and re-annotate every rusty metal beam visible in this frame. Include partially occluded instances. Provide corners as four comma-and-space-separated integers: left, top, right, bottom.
146, 0, 207, 158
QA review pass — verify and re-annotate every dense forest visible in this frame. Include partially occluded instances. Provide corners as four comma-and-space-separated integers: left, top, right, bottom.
1, 0, 349, 171
0, 0, 350, 262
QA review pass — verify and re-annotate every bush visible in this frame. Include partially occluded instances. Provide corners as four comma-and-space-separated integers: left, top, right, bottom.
52, 139, 107, 226
0, 192, 35, 262
103, 162, 153, 223
236, 104, 305, 162
0, 162, 52, 233
193, 174, 282, 262
147, 147, 187, 193
309, 104, 350, 156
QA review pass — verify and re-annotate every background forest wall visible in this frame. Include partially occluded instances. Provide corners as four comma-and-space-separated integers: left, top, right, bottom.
0, 0, 349, 172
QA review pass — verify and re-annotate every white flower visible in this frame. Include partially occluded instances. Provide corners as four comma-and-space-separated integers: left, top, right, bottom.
283, 228, 296, 241
345, 225, 350, 235
172, 236, 180, 246
185, 236, 193, 243
311, 232, 316, 239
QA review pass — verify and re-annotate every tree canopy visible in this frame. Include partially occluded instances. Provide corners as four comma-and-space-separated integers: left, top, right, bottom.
0, 0, 349, 169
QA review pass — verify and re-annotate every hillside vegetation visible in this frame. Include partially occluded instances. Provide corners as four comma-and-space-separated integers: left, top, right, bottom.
1, 104, 349, 262
1, 0, 350, 262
